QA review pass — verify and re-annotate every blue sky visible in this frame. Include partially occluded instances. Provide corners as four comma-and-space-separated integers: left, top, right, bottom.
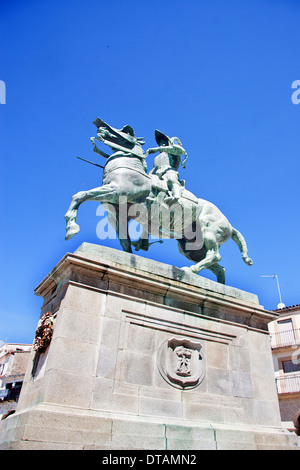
1, 0, 300, 343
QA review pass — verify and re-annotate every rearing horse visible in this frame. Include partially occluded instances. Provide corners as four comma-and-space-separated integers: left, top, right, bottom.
65, 119, 151, 253
64, 119, 253, 283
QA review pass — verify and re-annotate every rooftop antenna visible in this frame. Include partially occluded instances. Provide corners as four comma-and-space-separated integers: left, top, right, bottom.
261, 274, 285, 309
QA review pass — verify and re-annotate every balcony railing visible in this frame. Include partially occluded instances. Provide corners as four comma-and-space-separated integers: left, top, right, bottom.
270, 328, 300, 349
276, 373, 300, 394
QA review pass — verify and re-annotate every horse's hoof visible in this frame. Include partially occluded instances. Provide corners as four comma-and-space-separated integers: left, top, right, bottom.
132, 239, 149, 252
132, 240, 142, 251
65, 223, 80, 240
243, 256, 253, 266
181, 266, 194, 274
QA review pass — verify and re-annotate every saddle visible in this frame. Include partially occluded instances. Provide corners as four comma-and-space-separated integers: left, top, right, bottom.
148, 174, 198, 206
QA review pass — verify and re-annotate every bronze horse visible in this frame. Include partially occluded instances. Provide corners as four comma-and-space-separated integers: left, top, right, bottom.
64, 119, 252, 283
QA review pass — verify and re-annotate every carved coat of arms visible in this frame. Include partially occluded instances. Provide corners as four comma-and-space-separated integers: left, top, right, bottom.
157, 337, 205, 389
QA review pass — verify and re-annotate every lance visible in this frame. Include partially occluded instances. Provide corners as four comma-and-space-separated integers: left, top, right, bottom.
76, 156, 105, 169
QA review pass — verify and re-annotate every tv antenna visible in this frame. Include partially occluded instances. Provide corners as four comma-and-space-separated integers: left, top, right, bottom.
261, 274, 285, 309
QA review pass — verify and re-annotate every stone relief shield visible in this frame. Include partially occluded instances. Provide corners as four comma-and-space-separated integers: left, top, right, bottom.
157, 337, 205, 389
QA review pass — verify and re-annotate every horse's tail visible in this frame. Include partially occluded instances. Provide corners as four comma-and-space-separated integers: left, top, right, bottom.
231, 227, 253, 266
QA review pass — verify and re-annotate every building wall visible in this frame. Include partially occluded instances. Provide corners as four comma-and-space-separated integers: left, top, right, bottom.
269, 305, 300, 433
0, 344, 32, 419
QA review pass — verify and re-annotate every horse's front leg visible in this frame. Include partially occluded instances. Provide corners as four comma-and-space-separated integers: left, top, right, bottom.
115, 210, 132, 253
106, 209, 132, 253
65, 190, 90, 240
65, 184, 118, 240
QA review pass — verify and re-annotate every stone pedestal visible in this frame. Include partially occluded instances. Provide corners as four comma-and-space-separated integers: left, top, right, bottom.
1, 243, 299, 450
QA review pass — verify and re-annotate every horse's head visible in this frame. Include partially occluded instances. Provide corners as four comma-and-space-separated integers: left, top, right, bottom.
93, 118, 145, 155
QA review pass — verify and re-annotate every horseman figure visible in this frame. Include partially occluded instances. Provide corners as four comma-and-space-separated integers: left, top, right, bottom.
146, 130, 188, 206
64, 118, 253, 284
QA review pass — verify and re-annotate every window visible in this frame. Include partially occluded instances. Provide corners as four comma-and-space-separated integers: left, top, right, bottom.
278, 318, 292, 326
282, 360, 300, 374
277, 318, 295, 347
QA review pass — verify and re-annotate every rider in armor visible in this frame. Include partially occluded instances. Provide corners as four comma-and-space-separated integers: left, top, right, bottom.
146, 130, 188, 205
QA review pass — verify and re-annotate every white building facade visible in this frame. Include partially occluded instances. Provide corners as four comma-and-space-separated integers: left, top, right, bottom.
0, 343, 32, 419
268, 305, 300, 435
